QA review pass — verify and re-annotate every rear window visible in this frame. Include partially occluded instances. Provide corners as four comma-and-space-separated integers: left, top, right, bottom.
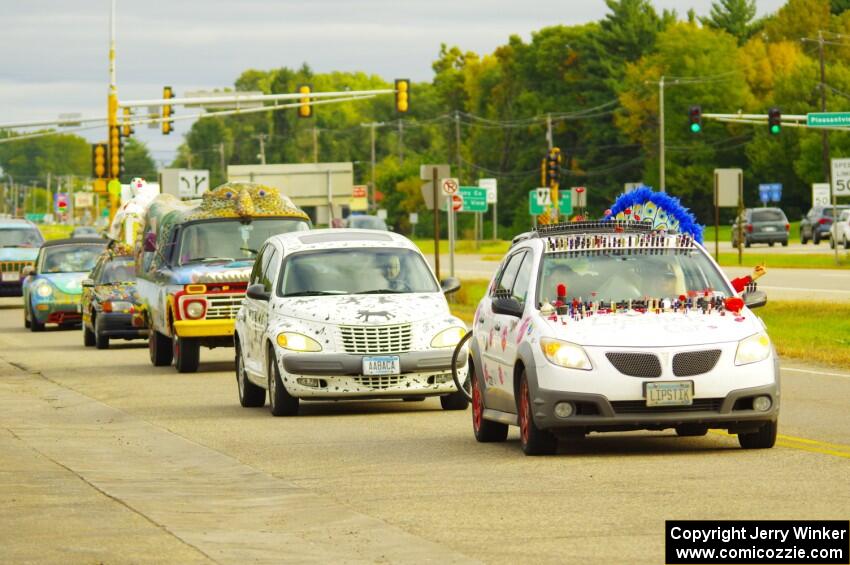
822, 207, 850, 218
751, 209, 785, 222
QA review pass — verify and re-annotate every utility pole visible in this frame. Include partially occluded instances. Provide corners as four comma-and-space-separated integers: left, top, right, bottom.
361, 122, 380, 210
107, 0, 119, 220
218, 143, 226, 179
819, 31, 839, 265
312, 126, 319, 163
46, 172, 52, 216
546, 113, 553, 150
659, 75, 666, 192
398, 119, 404, 162
256, 133, 267, 165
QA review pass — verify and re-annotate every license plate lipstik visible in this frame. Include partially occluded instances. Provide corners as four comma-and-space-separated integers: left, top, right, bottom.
645, 381, 693, 407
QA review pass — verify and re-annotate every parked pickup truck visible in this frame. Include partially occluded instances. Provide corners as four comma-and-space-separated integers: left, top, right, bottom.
135, 182, 310, 372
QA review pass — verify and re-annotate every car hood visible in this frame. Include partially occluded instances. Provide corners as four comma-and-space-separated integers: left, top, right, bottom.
541, 309, 764, 348
168, 260, 254, 285
95, 281, 141, 304
275, 293, 450, 325
38, 272, 88, 295
0, 247, 39, 261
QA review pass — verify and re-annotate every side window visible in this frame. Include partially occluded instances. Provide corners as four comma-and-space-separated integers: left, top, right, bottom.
261, 248, 279, 293
249, 246, 267, 286
511, 253, 534, 305
491, 251, 525, 297
90, 258, 104, 282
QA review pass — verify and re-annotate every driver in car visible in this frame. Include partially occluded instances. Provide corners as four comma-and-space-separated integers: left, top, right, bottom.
382, 255, 408, 291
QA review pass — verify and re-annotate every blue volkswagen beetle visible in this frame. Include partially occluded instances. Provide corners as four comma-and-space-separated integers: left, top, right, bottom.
22, 237, 107, 331
0, 219, 44, 296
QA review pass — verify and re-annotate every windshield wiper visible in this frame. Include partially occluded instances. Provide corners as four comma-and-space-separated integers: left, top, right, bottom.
182, 257, 235, 265
282, 290, 345, 297
357, 289, 407, 294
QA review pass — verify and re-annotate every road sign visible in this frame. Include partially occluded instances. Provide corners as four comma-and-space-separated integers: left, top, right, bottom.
451, 194, 463, 212
74, 192, 94, 209
559, 190, 572, 214
441, 178, 459, 196
813, 183, 831, 206
177, 170, 210, 199
377, 209, 388, 219
529, 188, 550, 215
458, 186, 487, 213
572, 187, 587, 208
55, 193, 70, 214
478, 178, 497, 204
409, 212, 418, 224
714, 169, 742, 208
807, 113, 850, 128
420, 165, 451, 210
24, 213, 45, 222
624, 182, 642, 193
351, 184, 368, 212
831, 158, 850, 197
759, 183, 781, 204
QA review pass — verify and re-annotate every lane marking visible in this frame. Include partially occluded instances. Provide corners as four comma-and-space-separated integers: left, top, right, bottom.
710, 430, 850, 459
782, 367, 850, 379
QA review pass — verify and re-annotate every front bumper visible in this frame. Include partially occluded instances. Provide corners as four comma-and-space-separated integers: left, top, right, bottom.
98, 313, 149, 339
529, 383, 779, 433
173, 319, 235, 338
32, 301, 82, 324
279, 349, 467, 398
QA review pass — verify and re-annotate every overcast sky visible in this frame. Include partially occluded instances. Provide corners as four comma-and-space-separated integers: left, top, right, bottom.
1, 0, 786, 164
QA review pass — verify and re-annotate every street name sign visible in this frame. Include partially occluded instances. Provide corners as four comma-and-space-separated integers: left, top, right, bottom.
807, 113, 850, 128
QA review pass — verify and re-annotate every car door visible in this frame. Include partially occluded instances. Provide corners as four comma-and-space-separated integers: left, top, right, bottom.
241, 245, 268, 375
480, 250, 527, 412
257, 245, 281, 376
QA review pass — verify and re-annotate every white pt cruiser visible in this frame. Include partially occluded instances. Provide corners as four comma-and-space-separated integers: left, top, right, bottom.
234, 229, 469, 416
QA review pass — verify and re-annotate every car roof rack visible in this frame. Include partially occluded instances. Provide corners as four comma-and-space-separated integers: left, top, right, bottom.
535, 220, 653, 236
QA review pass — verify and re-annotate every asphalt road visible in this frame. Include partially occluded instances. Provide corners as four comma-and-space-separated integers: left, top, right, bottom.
0, 299, 848, 564
430, 255, 850, 302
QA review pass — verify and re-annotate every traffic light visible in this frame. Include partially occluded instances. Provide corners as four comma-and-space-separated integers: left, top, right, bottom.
768, 107, 781, 135
688, 105, 702, 133
395, 79, 410, 113
92, 143, 108, 180
122, 107, 134, 138
109, 125, 123, 179
546, 147, 562, 187
162, 86, 174, 135
298, 84, 312, 118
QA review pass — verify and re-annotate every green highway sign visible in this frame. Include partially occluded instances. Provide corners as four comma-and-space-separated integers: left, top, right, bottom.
458, 186, 488, 212
807, 113, 850, 128
529, 188, 548, 215
24, 213, 45, 222
558, 189, 572, 214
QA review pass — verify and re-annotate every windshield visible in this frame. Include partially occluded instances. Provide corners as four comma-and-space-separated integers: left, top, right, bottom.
100, 256, 135, 284
0, 228, 43, 247
539, 248, 732, 305
177, 218, 309, 265
348, 216, 388, 230
279, 248, 439, 296
41, 244, 104, 274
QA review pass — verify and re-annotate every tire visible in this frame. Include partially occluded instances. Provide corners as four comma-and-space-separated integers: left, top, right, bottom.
801, 232, 808, 244
472, 372, 508, 443
268, 354, 298, 416
813, 233, 821, 245
173, 334, 200, 373
149, 329, 173, 366
29, 305, 44, 333
768, 241, 775, 247
235, 341, 265, 407
744, 238, 751, 248
24, 306, 30, 328
675, 424, 708, 437
83, 318, 95, 347
781, 239, 788, 247
517, 371, 557, 455
738, 420, 777, 449
94, 316, 109, 349
843, 237, 849, 250
440, 389, 469, 411
830, 237, 835, 249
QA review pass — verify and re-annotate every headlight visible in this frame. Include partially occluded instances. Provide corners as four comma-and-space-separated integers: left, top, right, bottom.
735, 333, 771, 365
276, 332, 322, 352
540, 338, 592, 370
431, 326, 467, 348
183, 300, 206, 319
36, 282, 53, 298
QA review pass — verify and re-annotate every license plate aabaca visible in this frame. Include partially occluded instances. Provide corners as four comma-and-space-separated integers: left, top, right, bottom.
363, 356, 400, 376
645, 381, 693, 407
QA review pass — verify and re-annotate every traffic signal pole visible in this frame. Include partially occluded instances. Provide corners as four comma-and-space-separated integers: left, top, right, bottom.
107, 0, 119, 222
659, 76, 665, 192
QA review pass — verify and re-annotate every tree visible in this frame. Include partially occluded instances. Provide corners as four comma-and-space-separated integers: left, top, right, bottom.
121, 138, 156, 182
0, 132, 90, 181
700, 0, 758, 44
763, 0, 831, 43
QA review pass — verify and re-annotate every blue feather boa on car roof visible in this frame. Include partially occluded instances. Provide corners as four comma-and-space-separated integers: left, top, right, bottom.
604, 186, 704, 243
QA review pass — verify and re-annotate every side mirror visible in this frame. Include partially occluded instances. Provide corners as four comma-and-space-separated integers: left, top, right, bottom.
492, 296, 524, 317
440, 277, 461, 295
21, 265, 35, 278
743, 289, 767, 309
143, 232, 157, 252
246, 283, 270, 301
81, 278, 95, 288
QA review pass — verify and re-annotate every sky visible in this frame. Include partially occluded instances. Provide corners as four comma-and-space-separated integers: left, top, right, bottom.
0, 0, 786, 165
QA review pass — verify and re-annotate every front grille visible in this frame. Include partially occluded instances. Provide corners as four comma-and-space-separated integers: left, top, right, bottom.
353, 375, 403, 389
673, 350, 722, 377
611, 398, 723, 414
205, 293, 244, 319
605, 352, 662, 378
339, 324, 412, 354
0, 260, 33, 274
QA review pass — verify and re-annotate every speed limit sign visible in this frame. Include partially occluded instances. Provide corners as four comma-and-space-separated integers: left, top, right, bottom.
441, 178, 459, 195
831, 158, 850, 196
